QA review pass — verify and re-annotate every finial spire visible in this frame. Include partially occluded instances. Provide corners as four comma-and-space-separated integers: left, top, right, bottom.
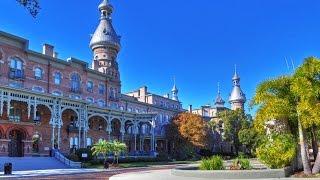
215, 82, 225, 108
171, 76, 179, 101
233, 64, 240, 81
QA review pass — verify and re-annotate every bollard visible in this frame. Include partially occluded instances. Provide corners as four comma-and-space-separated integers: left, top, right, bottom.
4, 163, 12, 175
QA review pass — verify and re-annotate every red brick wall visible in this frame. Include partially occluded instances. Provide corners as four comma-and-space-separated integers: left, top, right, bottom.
0, 44, 120, 106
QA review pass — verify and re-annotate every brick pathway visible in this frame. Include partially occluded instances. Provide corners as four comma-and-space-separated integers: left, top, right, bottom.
13, 166, 177, 180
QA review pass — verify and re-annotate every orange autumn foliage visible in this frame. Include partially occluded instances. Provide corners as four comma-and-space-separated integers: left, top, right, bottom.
172, 112, 210, 148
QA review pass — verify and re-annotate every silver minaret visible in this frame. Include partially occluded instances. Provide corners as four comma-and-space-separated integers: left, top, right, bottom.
229, 65, 246, 110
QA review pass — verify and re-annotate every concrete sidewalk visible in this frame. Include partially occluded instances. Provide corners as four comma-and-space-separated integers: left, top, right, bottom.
0, 168, 106, 178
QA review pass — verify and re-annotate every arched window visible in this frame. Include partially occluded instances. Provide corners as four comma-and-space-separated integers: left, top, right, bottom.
34, 67, 43, 80
97, 100, 105, 107
87, 81, 93, 92
70, 73, 81, 93
54, 72, 62, 85
98, 84, 105, 94
9, 57, 24, 79
114, 88, 117, 98
109, 87, 114, 99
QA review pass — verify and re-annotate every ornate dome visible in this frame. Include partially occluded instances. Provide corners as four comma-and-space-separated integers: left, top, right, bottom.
229, 86, 246, 102
90, 0, 120, 51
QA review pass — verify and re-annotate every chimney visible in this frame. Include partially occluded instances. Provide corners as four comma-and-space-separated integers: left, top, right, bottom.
53, 52, 59, 58
188, 105, 193, 113
140, 86, 147, 97
43, 44, 54, 57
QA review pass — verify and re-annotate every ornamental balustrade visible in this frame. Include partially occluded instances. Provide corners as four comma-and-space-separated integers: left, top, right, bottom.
0, 85, 158, 153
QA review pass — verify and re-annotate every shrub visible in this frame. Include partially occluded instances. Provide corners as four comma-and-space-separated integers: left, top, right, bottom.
68, 153, 80, 162
199, 156, 224, 170
76, 148, 93, 162
231, 155, 252, 170
256, 134, 296, 169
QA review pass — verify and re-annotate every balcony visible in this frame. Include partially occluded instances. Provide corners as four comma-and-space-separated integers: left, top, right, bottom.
8, 69, 24, 80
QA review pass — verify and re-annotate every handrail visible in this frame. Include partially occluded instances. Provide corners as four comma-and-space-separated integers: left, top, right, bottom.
52, 149, 82, 168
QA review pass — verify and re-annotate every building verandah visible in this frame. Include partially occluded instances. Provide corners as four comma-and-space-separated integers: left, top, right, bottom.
0, 86, 158, 157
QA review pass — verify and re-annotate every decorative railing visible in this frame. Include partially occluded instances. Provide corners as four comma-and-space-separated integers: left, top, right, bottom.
52, 149, 82, 168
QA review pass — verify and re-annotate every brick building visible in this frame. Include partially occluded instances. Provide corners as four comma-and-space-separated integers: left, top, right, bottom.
0, 0, 183, 157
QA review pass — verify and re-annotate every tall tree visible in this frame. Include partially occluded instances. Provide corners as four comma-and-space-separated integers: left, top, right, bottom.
16, 0, 40, 18
175, 113, 210, 148
166, 112, 211, 160
218, 109, 249, 154
252, 76, 312, 174
292, 57, 320, 173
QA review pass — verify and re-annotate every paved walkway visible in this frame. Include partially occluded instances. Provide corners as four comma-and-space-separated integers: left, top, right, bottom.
110, 169, 313, 180
0, 169, 105, 178
0, 157, 69, 171
4, 166, 178, 179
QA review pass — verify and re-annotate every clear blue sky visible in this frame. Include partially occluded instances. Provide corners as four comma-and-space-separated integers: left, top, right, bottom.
1, 0, 320, 114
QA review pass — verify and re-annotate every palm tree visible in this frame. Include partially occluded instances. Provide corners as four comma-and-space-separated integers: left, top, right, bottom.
91, 140, 112, 168
252, 76, 312, 174
110, 140, 127, 165
292, 57, 320, 174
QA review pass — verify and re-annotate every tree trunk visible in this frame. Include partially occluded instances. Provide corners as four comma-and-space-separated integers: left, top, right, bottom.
298, 119, 312, 175
312, 147, 320, 174
311, 126, 318, 160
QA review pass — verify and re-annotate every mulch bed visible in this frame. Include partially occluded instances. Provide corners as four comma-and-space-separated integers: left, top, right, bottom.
292, 171, 320, 178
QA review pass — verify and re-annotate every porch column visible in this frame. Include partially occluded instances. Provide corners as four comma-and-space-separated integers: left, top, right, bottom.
134, 123, 138, 153
56, 126, 61, 149
140, 138, 143, 152
107, 120, 112, 141
51, 125, 55, 148
107, 116, 112, 141
7, 98, 11, 117
78, 124, 81, 149
53, 99, 62, 149
121, 132, 125, 143
27, 98, 31, 119
84, 128, 88, 148
151, 120, 156, 152
120, 118, 125, 143
134, 134, 137, 153
33, 100, 37, 121
0, 91, 3, 116
78, 106, 87, 148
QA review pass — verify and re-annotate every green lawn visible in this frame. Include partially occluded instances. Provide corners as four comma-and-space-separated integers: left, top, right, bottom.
83, 160, 198, 169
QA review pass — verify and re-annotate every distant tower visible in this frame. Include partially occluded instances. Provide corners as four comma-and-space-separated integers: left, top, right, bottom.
229, 65, 246, 110
172, 77, 179, 101
90, 0, 121, 80
214, 83, 225, 108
